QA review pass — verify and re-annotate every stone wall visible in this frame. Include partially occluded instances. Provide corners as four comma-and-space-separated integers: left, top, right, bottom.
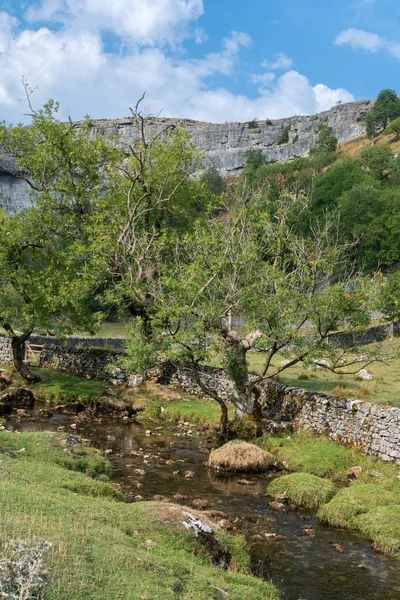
39, 346, 128, 385
327, 321, 400, 348
161, 362, 400, 465
29, 334, 126, 350
0, 336, 13, 364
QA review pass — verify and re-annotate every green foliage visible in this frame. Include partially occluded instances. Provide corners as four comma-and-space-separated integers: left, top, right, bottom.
376, 272, 400, 321
277, 125, 290, 145
310, 159, 373, 213
384, 116, 400, 138
360, 144, 392, 180
247, 119, 258, 130
363, 88, 400, 138
200, 167, 225, 195
309, 122, 338, 158
268, 472, 336, 510
265, 119, 274, 126
318, 484, 397, 529
242, 148, 266, 182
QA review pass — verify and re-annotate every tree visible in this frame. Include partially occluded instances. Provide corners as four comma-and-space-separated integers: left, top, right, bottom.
123, 191, 378, 434
0, 93, 119, 380
0, 208, 99, 381
364, 89, 400, 138
309, 159, 373, 216
242, 149, 266, 183
87, 97, 211, 340
384, 116, 400, 140
360, 144, 393, 181
309, 122, 338, 165
200, 167, 225, 195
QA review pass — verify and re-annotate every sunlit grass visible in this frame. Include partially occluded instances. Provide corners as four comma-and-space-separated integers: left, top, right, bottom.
0, 431, 280, 600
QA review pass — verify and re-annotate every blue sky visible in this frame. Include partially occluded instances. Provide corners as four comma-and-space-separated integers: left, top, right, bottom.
0, 0, 399, 122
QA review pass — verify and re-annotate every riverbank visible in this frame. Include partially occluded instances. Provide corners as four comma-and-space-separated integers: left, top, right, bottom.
3, 409, 400, 600
259, 431, 400, 556
0, 430, 279, 600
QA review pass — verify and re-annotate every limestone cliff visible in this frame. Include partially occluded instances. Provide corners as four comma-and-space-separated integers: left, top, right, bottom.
0, 99, 372, 213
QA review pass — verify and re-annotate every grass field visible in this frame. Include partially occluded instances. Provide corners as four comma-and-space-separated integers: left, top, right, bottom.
210, 337, 400, 408
0, 431, 279, 600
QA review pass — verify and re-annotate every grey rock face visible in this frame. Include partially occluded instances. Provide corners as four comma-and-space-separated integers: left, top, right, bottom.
0, 99, 372, 213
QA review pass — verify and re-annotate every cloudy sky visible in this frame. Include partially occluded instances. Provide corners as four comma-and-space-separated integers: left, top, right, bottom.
0, 0, 399, 123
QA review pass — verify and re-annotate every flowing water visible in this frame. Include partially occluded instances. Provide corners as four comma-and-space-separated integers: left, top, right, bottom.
7, 410, 400, 600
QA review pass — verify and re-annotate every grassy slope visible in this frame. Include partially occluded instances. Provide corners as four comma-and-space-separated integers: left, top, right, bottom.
337, 131, 400, 159
260, 431, 400, 556
0, 431, 279, 600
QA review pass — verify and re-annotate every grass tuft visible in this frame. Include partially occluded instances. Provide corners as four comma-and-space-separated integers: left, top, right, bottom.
318, 483, 398, 529
205, 442, 272, 473
268, 473, 336, 510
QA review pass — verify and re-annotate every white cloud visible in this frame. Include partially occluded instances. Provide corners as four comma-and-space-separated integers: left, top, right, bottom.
26, 0, 205, 46
250, 72, 276, 86
335, 28, 400, 60
335, 28, 383, 52
261, 52, 293, 70
0, 6, 354, 124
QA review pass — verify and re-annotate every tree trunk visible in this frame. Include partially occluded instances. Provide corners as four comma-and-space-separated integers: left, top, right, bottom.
11, 333, 41, 383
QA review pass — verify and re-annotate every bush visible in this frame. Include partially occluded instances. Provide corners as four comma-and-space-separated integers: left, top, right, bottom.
268, 473, 336, 510
0, 539, 51, 600
247, 119, 258, 130
205, 441, 272, 473
277, 126, 290, 145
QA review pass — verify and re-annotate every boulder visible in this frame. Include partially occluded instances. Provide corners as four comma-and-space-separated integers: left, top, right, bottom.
0, 388, 35, 415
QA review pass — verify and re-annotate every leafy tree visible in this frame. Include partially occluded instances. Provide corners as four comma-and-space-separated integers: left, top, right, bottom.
376, 272, 400, 321
200, 167, 225, 196
88, 98, 211, 338
0, 95, 118, 381
364, 89, 400, 138
384, 116, 400, 139
310, 122, 338, 155
0, 209, 98, 381
242, 148, 266, 183
277, 126, 290, 145
123, 193, 377, 433
339, 185, 400, 270
310, 159, 372, 215
360, 144, 393, 181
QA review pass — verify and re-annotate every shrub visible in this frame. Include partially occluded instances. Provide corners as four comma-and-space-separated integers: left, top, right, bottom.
277, 126, 290, 145
268, 473, 336, 510
247, 119, 258, 130
0, 539, 51, 600
205, 441, 272, 473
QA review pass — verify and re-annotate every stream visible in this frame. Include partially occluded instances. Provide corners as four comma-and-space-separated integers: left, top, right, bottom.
6, 409, 400, 600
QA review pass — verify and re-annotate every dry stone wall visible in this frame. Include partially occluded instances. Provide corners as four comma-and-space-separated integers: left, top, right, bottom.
0, 337, 13, 364
161, 362, 400, 465
39, 346, 128, 385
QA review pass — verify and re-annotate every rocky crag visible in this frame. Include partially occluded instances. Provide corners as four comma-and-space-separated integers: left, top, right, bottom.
0, 99, 372, 213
